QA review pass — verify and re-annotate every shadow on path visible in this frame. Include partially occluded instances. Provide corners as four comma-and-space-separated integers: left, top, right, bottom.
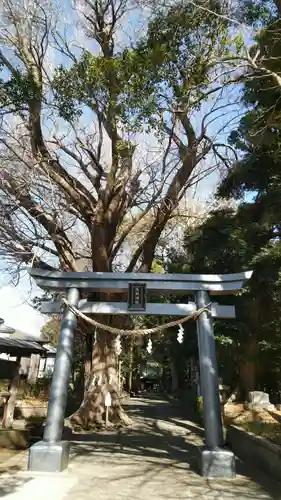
68, 395, 281, 499
0, 465, 30, 498
70, 414, 200, 481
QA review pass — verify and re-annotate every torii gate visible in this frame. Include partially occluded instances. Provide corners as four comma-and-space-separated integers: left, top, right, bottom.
27, 269, 252, 478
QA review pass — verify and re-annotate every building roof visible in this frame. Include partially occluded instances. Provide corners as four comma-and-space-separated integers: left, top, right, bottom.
0, 337, 46, 357
42, 344, 56, 357
8, 328, 48, 343
0, 325, 15, 334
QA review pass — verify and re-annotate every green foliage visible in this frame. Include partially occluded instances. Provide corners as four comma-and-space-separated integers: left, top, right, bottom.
0, 65, 42, 116
237, 1, 276, 24
52, 2, 230, 133
233, 33, 245, 54
41, 318, 60, 346
151, 259, 165, 274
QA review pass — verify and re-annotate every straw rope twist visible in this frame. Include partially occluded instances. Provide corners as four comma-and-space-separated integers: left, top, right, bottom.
62, 298, 211, 336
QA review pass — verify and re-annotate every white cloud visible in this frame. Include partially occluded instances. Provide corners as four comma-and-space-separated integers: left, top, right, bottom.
0, 285, 47, 339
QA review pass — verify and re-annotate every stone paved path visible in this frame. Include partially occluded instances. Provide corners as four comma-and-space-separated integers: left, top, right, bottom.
0, 396, 281, 499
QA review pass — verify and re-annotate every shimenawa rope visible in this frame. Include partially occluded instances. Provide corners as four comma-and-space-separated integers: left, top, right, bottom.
61, 298, 211, 336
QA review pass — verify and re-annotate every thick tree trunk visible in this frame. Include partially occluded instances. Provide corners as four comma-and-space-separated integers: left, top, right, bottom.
70, 330, 131, 429
275, 0, 281, 16
128, 338, 133, 393
238, 337, 259, 401
171, 359, 179, 392
84, 333, 93, 390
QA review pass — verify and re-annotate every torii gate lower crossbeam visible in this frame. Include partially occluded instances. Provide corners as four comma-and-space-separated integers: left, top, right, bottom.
27, 270, 252, 478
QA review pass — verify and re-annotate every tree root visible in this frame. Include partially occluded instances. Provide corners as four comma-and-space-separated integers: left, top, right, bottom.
116, 408, 132, 426
69, 403, 132, 430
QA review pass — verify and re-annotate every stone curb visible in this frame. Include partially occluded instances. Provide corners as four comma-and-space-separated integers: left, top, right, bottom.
226, 424, 281, 480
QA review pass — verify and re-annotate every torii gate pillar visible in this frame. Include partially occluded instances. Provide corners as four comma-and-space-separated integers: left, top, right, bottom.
28, 288, 80, 473
196, 290, 235, 477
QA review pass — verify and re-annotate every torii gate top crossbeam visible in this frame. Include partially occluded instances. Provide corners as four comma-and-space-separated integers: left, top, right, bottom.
29, 269, 252, 295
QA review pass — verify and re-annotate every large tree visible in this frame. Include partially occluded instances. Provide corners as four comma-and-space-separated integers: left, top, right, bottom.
0, 0, 236, 427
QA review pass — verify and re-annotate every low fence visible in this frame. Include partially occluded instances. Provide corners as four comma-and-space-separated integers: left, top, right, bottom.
0, 429, 30, 449
226, 425, 281, 479
15, 400, 47, 419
